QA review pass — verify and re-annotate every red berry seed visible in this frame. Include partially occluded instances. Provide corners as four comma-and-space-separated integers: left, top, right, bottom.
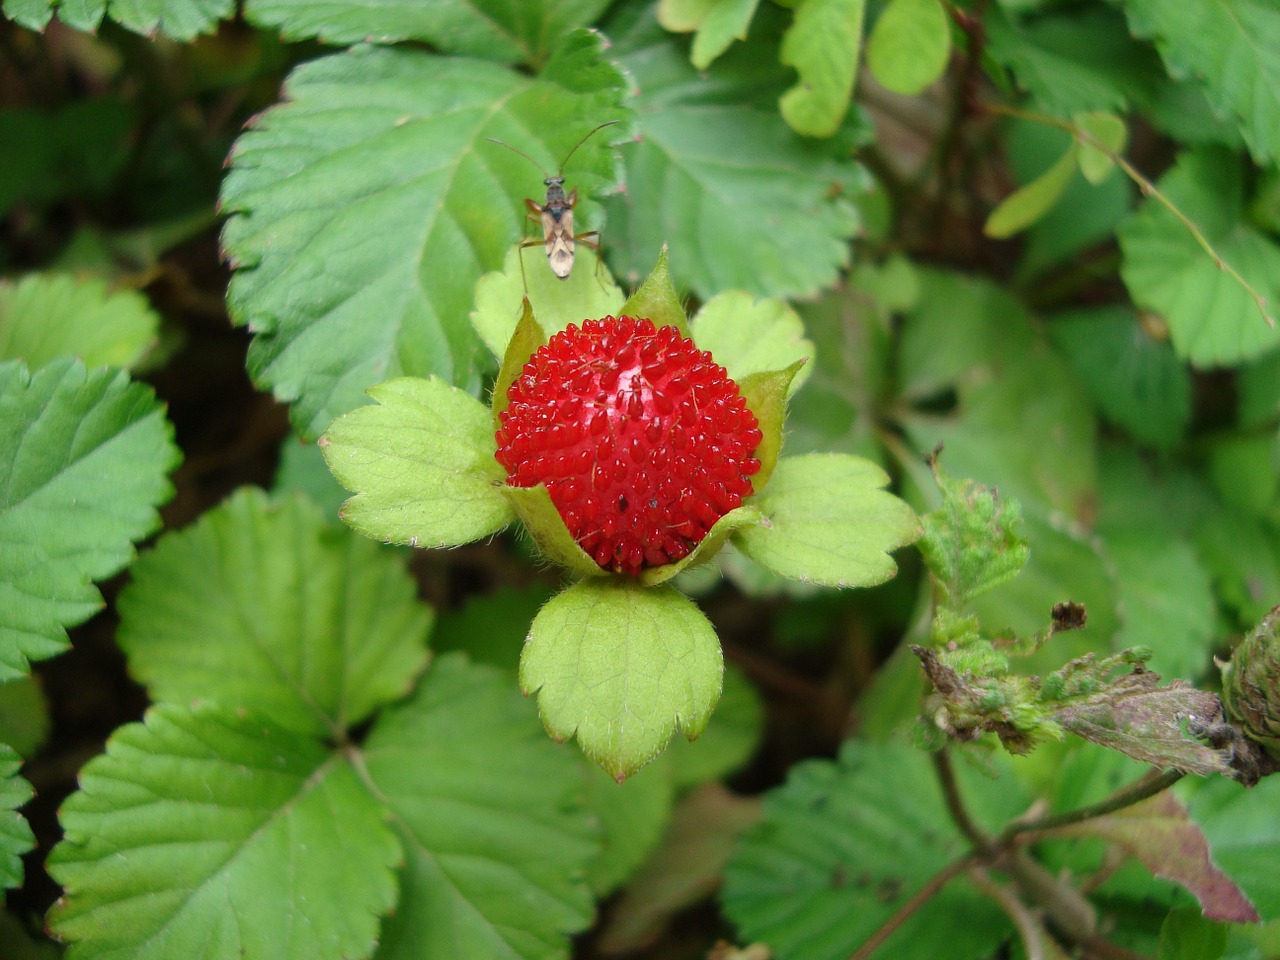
495, 317, 763, 576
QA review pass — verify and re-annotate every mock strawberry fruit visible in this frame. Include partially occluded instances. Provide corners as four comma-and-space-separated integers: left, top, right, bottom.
495, 317, 763, 575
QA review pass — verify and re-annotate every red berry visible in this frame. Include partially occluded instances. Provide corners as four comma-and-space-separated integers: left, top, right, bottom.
495, 317, 763, 576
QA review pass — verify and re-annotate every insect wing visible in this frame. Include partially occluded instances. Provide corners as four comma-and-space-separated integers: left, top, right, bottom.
542, 208, 575, 279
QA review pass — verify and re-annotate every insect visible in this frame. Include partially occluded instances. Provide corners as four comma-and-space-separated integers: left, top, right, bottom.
486, 120, 619, 283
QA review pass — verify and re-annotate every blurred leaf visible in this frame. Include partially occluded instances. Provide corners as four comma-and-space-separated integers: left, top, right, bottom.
0, 677, 50, 759
321, 377, 514, 549
659, 0, 763, 68
272, 435, 348, 518
1205, 432, 1279, 517
1119, 147, 1280, 366
667, 663, 764, 788
1047, 305, 1191, 449
1, 743, 33, 893
0, 101, 135, 216
1192, 500, 1280, 628
0, 274, 159, 372
47, 704, 400, 960
690, 291, 814, 396
723, 741, 1027, 960
1159, 907, 1229, 960
0, 359, 177, 681
1185, 773, 1280, 920
5, 0, 233, 39
866, 0, 950, 96
984, 5, 1163, 116
521, 579, 723, 779
602, 10, 865, 299
985, 142, 1078, 238
734, 454, 921, 588
601, 784, 761, 953
221, 37, 629, 436
472, 246, 623, 360
899, 272, 1097, 521
363, 654, 597, 959
431, 583, 554, 672
778, 0, 865, 136
244, 0, 610, 64
1236, 348, 1280, 429
585, 760, 676, 895
1074, 111, 1127, 184
117, 489, 432, 737
0, 911, 58, 960
1122, 0, 1280, 162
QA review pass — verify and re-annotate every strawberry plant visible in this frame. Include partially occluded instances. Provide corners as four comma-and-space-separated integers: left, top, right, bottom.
4, 1, 1280, 960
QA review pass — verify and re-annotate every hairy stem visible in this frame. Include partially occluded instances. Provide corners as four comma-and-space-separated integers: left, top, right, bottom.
1000, 767, 1185, 841
848, 852, 978, 960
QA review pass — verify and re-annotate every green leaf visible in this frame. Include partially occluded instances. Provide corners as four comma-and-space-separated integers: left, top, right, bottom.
584, 760, 676, 895
1122, 0, 1280, 162
1, 743, 33, 894
1119, 147, 1280, 366
0, 677, 49, 759
0, 359, 177, 681
984, 142, 1079, 238
983, 4, 1163, 117
47, 704, 400, 960
618, 247, 692, 338
0, 274, 158, 372
601, 784, 761, 953
503, 484, 609, 577
1194, 502, 1280, 628
918, 462, 1030, 609
1074, 111, 1127, 185
321, 376, 514, 549
659, 0, 763, 69
221, 38, 628, 436
1050, 792, 1258, 923
272, 435, 348, 518
521, 579, 724, 779
723, 741, 1027, 960
602, 11, 865, 299
1186, 773, 1280, 920
430, 583, 553, 672
362, 654, 596, 958
690, 290, 814, 396
1159, 907, 1228, 960
733, 454, 921, 588
243, 0, 610, 64
866, 0, 951, 96
472, 246, 622, 361
3, 0, 232, 39
666, 662, 765, 788
1048, 306, 1191, 450
117, 488, 432, 737
778, 0, 865, 137
1206, 432, 1278, 516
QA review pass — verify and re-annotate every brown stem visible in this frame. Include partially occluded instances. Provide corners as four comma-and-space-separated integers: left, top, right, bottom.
1000, 768, 1185, 841
848, 853, 978, 960
932, 749, 994, 853
967, 866, 1055, 960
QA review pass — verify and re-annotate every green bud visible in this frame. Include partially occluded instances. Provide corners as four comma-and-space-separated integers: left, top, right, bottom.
1221, 605, 1280, 760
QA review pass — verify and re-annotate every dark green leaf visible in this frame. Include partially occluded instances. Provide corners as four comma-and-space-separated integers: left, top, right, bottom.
117, 489, 432, 737
0, 359, 177, 680
430, 583, 553, 672
47, 705, 400, 960
1185, 773, 1280, 920
0, 743, 33, 893
362, 654, 596, 959
667, 663, 765, 787
4, 0, 232, 38
221, 39, 629, 436
723, 741, 1027, 960
272, 435, 348, 518
1158, 907, 1228, 960
244, 0, 610, 64
585, 759, 676, 895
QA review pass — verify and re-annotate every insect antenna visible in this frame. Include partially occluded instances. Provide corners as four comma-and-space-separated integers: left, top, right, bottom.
483, 137, 549, 177
555, 120, 620, 176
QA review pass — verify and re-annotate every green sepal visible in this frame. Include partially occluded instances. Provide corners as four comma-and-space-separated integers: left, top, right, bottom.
502, 484, 609, 578
521, 578, 724, 780
984, 142, 1079, 238
732, 453, 921, 587
1074, 111, 1127, 185
638, 505, 764, 587
492, 298, 548, 433
619, 247, 691, 336
321, 376, 514, 548
738, 359, 805, 492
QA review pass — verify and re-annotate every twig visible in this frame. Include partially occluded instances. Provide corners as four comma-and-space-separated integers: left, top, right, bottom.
985, 102, 1276, 329
967, 865, 1052, 960
848, 852, 978, 960
999, 767, 1185, 841
932, 749, 994, 853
